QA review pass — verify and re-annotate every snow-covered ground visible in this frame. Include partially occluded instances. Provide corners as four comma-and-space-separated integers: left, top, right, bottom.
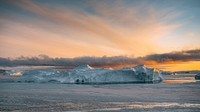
0, 81, 199, 112
0, 65, 199, 112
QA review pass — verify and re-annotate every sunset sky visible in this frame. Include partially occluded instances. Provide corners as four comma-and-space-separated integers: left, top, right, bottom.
0, 0, 200, 71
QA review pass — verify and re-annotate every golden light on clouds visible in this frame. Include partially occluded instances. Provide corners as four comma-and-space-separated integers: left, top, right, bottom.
0, 0, 188, 58
0, 0, 200, 71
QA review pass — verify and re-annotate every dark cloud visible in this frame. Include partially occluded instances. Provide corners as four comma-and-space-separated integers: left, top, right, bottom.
0, 49, 200, 68
0, 55, 138, 68
143, 49, 200, 62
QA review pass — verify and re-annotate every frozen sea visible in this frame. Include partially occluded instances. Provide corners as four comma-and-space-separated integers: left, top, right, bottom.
0, 71, 200, 111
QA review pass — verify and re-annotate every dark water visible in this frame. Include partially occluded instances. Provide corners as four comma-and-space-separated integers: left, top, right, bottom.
0, 80, 200, 112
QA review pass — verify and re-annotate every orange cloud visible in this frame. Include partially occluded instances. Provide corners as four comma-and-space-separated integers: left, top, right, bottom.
0, 0, 183, 58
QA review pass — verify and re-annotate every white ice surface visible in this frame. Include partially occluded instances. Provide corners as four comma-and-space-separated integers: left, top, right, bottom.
5, 65, 163, 83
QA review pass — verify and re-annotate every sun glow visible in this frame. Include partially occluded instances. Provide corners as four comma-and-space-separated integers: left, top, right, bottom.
149, 61, 200, 71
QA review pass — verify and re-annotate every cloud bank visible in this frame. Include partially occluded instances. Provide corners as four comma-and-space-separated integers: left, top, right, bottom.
143, 49, 200, 63
0, 49, 199, 68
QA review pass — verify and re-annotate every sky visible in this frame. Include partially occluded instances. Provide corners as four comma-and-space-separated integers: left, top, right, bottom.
0, 0, 200, 71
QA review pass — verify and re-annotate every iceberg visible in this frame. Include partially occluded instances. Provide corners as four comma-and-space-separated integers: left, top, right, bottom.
195, 73, 200, 80
9, 65, 163, 84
